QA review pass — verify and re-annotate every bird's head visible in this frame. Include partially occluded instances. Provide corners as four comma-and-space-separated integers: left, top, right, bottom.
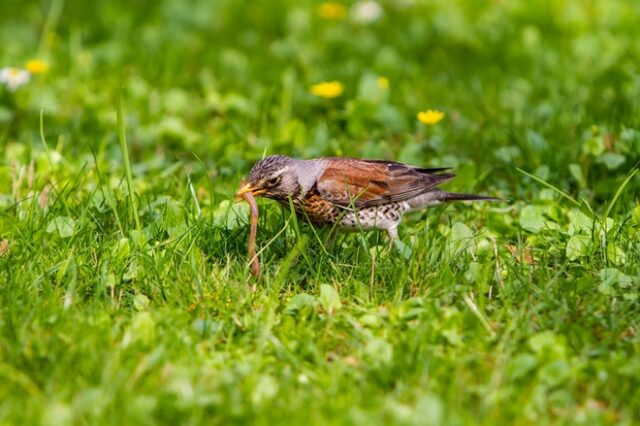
235, 155, 301, 201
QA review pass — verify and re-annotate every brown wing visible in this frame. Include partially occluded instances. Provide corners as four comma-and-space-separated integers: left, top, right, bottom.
316, 158, 455, 208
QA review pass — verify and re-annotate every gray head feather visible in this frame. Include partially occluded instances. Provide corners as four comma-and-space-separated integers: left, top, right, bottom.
249, 155, 294, 182
247, 155, 302, 201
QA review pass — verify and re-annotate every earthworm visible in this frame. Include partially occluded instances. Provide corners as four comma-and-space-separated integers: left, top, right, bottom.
239, 179, 260, 278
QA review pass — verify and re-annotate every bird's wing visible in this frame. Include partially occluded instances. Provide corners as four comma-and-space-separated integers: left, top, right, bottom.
316, 158, 455, 208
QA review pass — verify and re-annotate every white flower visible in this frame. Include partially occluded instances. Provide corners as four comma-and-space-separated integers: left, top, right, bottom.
351, 0, 383, 24
0, 67, 31, 91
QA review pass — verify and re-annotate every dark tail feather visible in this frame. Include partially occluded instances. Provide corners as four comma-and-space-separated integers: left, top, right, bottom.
440, 192, 504, 202
407, 190, 504, 209
413, 166, 452, 174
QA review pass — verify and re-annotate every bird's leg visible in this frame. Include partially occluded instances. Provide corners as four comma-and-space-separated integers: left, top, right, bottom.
386, 226, 398, 250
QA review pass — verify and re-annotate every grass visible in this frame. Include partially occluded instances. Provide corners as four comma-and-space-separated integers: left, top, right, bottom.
1, 0, 640, 424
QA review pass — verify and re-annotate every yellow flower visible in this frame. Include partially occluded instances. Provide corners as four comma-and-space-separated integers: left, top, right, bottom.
25, 59, 49, 74
417, 109, 445, 125
377, 76, 389, 89
310, 81, 344, 99
318, 2, 347, 20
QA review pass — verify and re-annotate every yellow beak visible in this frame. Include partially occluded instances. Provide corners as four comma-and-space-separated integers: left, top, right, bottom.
235, 182, 267, 201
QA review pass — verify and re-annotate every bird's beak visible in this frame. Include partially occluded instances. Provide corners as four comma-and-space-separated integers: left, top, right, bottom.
235, 182, 267, 201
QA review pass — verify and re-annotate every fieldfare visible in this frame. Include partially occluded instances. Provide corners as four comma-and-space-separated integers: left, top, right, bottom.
236, 155, 499, 244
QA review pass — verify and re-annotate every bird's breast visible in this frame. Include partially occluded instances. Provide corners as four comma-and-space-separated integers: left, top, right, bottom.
274, 190, 340, 226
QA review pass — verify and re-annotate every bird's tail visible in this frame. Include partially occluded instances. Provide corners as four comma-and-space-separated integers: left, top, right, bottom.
439, 192, 503, 202
407, 190, 503, 209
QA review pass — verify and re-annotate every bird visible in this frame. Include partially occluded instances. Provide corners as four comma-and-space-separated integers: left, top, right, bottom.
235, 155, 500, 246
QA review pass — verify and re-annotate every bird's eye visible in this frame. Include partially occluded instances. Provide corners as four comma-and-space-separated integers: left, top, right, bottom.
266, 176, 280, 187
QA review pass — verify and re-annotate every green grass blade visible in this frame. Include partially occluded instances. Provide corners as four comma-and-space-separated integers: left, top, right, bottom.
603, 164, 640, 220
38, 110, 54, 170
117, 88, 141, 231
517, 168, 581, 207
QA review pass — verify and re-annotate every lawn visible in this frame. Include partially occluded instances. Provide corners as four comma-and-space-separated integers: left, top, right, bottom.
1, 0, 640, 424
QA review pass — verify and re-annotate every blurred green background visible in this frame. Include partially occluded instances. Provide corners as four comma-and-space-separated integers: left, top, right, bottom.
3, 0, 639, 194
